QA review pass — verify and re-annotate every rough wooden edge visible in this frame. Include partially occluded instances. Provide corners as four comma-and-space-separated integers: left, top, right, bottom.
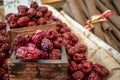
8, 46, 68, 64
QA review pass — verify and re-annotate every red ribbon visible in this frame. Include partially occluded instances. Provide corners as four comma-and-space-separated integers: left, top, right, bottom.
103, 11, 114, 19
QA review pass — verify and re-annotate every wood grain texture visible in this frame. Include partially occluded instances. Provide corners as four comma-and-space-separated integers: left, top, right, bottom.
8, 24, 56, 44
8, 47, 68, 80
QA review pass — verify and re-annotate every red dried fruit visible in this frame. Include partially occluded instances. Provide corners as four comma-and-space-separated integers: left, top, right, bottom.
41, 38, 53, 51
39, 50, 49, 59
46, 29, 58, 40
0, 36, 8, 43
72, 71, 84, 80
12, 35, 32, 50
44, 11, 52, 18
27, 8, 36, 18
53, 38, 64, 49
35, 11, 43, 18
49, 49, 61, 59
0, 68, 5, 76
62, 32, 70, 40
51, 16, 59, 21
0, 29, 6, 36
6, 13, 18, 23
32, 30, 46, 47
1, 43, 10, 51
10, 21, 17, 28
69, 33, 78, 43
46, 20, 51, 24
81, 61, 93, 74
30, 1, 38, 9
65, 44, 72, 51
67, 47, 76, 55
17, 16, 30, 27
73, 53, 86, 62
17, 5, 28, 16
87, 71, 101, 80
27, 21, 37, 27
74, 43, 87, 53
16, 43, 41, 61
0, 22, 6, 30
93, 63, 109, 77
69, 61, 78, 72
37, 6, 48, 13
37, 17, 46, 25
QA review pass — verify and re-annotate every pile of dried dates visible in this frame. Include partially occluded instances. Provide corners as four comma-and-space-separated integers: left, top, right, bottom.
4, 1, 110, 80
0, 22, 10, 80
6, 1, 53, 29
12, 29, 64, 61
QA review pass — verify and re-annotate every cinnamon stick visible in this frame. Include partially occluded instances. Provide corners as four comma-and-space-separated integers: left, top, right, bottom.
84, 0, 105, 41
108, 21, 120, 41
94, 0, 120, 31
67, 0, 86, 26
100, 0, 118, 15
111, 0, 120, 15
62, 2, 74, 19
77, 0, 89, 18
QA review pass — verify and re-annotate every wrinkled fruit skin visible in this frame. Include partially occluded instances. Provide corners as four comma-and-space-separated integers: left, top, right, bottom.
69, 61, 78, 73
27, 8, 36, 18
32, 30, 46, 47
10, 21, 17, 28
27, 21, 37, 27
30, 1, 38, 9
35, 11, 43, 18
39, 50, 49, 59
73, 53, 86, 63
6, 13, 18, 23
37, 17, 47, 25
93, 63, 109, 77
87, 71, 101, 80
68, 43, 87, 55
41, 38, 53, 51
81, 61, 93, 74
17, 16, 30, 27
16, 43, 41, 61
53, 38, 64, 49
37, 6, 48, 13
49, 49, 61, 59
46, 29, 58, 40
12, 35, 32, 50
72, 71, 84, 80
44, 11, 52, 18
17, 5, 28, 16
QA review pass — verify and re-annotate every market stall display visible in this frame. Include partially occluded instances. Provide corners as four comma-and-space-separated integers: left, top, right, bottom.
0, 0, 120, 80
63, 0, 120, 52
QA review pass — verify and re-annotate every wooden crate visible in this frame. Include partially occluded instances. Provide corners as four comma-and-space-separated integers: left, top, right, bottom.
8, 46, 68, 80
8, 24, 56, 43
41, 0, 66, 9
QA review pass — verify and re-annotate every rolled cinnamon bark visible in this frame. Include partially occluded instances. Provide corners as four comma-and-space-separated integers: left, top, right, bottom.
85, 0, 105, 41
100, 0, 118, 15
67, 0, 86, 26
77, 0, 89, 18
62, 2, 74, 19
107, 21, 120, 41
111, 0, 120, 15
94, 0, 120, 31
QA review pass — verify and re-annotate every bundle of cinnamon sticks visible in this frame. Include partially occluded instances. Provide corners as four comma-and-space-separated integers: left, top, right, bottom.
63, 0, 120, 52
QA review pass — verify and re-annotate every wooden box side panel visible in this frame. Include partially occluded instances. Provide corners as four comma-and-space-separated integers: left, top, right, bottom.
8, 24, 56, 43
8, 63, 65, 80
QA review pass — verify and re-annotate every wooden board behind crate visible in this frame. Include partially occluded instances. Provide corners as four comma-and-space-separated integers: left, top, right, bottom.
8, 24, 56, 43
8, 46, 68, 80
